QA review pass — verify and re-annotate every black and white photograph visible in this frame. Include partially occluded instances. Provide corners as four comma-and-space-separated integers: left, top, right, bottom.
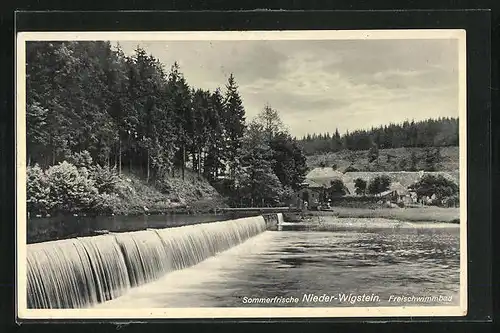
16, 30, 467, 319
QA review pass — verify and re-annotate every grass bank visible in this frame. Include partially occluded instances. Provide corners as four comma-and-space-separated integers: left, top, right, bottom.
293, 206, 460, 223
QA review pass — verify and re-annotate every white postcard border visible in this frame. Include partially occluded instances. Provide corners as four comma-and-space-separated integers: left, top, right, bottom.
15, 29, 468, 319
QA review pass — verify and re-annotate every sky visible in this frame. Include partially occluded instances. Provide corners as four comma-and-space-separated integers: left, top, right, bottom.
116, 38, 459, 138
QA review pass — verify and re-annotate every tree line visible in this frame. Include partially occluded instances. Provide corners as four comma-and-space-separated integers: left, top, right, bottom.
298, 117, 459, 155
26, 41, 308, 213
326, 174, 458, 207
27, 41, 246, 183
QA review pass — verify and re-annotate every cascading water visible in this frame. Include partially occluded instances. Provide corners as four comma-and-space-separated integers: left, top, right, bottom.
26, 216, 268, 309
113, 230, 174, 287
27, 235, 130, 309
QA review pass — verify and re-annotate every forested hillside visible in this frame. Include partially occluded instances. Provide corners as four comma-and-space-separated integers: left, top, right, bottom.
26, 41, 308, 215
299, 118, 459, 173
27, 42, 240, 181
298, 118, 459, 156
307, 146, 459, 172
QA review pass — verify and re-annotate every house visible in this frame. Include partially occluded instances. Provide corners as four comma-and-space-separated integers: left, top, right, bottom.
295, 179, 324, 210
294, 167, 352, 210
379, 189, 398, 201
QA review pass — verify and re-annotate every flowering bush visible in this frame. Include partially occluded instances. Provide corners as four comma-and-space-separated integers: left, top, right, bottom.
45, 161, 98, 213
27, 164, 51, 214
92, 193, 121, 214
26, 157, 129, 215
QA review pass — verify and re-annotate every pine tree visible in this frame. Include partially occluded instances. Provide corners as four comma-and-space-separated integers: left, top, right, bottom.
26, 101, 49, 166
203, 88, 226, 181
424, 147, 437, 171
270, 133, 308, 191
297, 117, 459, 156
191, 89, 211, 176
253, 104, 286, 141
167, 62, 192, 180
368, 143, 379, 163
234, 123, 285, 207
223, 73, 246, 179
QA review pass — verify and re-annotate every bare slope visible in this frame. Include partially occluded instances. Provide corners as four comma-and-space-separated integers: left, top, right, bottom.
306, 146, 459, 172
112, 169, 227, 214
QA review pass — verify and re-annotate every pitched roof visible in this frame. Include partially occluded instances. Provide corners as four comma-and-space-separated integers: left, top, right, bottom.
390, 181, 408, 195
380, 189, 396, 197
302, 178, 324, 188
306, 167, 345, 180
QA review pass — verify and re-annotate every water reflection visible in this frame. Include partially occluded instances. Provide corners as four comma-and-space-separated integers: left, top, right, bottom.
27, 214, 238, 244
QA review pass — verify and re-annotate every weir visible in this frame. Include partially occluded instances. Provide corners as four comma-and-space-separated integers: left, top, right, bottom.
26, 214, 283, 309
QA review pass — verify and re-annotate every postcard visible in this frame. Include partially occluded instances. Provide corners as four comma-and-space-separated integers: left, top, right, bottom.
16, 29, 467, 319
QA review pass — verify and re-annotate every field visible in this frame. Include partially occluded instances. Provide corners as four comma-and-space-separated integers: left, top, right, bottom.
304, 206, 460, 223
306, 146, 459, 172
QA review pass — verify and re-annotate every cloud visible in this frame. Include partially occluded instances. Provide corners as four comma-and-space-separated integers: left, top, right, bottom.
115, 38, 459, 138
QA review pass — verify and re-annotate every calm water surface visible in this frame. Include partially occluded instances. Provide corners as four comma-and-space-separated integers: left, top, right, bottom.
97, 217, 460, 308
27, 214, 237, 243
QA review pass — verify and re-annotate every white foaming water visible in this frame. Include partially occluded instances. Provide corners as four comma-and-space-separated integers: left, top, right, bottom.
95, 231, 276, 308
27, 235, 130, 308
277, 213, 285, 225
26, 216, 267, 309
96, 223, 460, 309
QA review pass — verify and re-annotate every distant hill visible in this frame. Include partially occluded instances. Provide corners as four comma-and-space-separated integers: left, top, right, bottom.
306, 146, 459, 172
298, 118, 459, 154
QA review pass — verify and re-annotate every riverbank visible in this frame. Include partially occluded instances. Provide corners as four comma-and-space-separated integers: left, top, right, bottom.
27, 161, 228, 217
286, 206, 460, 223
105, 169, 230, 215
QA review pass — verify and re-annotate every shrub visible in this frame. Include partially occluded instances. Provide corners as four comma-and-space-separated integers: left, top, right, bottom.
442, 194, 460, 207
92, 193, 121, 214
155, 178, 172, 194
368, 144, 379, 163
27, 160, 126, 215
328, 179, 347, 197
66, 150, 93, 169
90, 164, 120, 194
26, 164, 51, 214
280, 186, 295, 206
367, 175, 391, 195
410, 174, 459, 202
45, 161, 98, 213
354, 178, 367, 195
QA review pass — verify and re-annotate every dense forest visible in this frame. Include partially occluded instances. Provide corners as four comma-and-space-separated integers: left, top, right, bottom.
26, 41, 307, 214
298, 118, 459, 156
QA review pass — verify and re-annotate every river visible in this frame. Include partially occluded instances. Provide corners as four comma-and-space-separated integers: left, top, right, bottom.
96, 217, 460, 308
27, 213, 237, 244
